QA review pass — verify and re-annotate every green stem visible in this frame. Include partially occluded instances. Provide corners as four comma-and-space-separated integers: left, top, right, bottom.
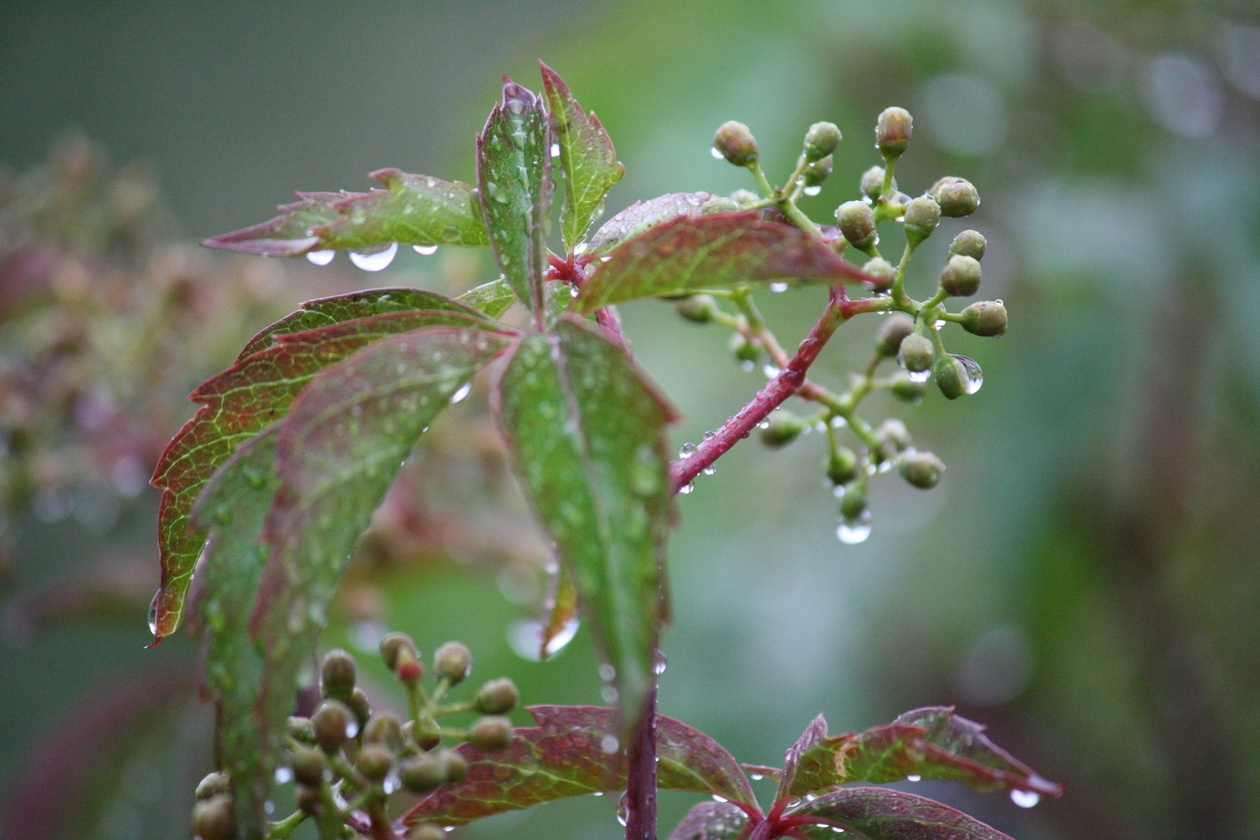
267, 809, 308, 840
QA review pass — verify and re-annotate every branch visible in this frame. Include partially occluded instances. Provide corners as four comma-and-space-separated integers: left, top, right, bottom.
623, 687, 659, 840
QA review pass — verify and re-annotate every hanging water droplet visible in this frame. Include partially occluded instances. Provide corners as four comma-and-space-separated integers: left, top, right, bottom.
907, 774, 921, 782
702, 464, 716, 476
274, 766, 294, 784
344, 720, 360, 739
711, 795, 728, 803
769, 281, 789, 293
413, 244, 439, 256
147, 588, 162, 637
702, 431, 715, 441
951, 354, 984, 394
739, 360, 755, 373
550, 142, 561, 157
449, 382, 472, 405
678, 442, 697, 459
710, 146, 725, 159
573, 241, 589, 256
653, 652, 668, 675
305, 249, 335, 266
934, 319, 946, 330
601, 684, 619, 703
837, 510, 873, 544
616, 792, 629, 825
908, 368, 932, 384
763, 364, 780, 379
803, 185, 822, 196
506, 96, 527, 116
600, 733, 620, 754
598, 663, 616, 681
1010, 789, 1040, 808
349, 242, 398, 272
679, 482, 695, 495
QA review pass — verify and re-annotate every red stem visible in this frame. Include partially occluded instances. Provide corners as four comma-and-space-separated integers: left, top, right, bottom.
623, 687, 659, 840
671, 286, 850, 493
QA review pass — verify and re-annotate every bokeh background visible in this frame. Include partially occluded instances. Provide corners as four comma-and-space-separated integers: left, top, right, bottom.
3, 1, 1259, 838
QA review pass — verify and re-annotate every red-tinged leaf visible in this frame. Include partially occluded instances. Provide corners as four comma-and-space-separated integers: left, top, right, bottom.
573, 213, 874, 313
403, 705, 756, 827
150, 299, 499, 643
250, 325, 512, 754
539, 61, 624, 250
586, 192, 738, 254
540, 560, 579, 661
789, 787, 1017, 840
667, 801, 750, 840
200, 169, 486, 257
788, 706, 1063, 800
478, 79, 552, 319
777, 714, 829, 801
454, 277, 519, 322
495, 318, 675, 731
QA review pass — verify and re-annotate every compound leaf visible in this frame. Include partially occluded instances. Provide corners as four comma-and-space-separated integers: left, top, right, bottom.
573, 213, 874, 313
791, 787, 1017, 840
496, 318, 675, 731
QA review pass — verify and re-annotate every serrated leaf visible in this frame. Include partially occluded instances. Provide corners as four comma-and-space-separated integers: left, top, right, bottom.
496, 318, 675, 730
777, 714, 829, 801
573, 213, 872, 313
789, 706, 1062, 799
667, 801, 750, 840
477, 79, 552, 319
403, 705, 755, 827
150, 296, 500, 642
791, 787, 1017, 840
539, 62, 624, 250
586, 192, 737, 254
200, 169, 486, 257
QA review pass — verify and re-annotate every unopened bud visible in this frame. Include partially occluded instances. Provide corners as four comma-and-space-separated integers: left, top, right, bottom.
861, 257, 896, 288
933, 177, 980, 217
363, 713, 404, 751
825, 447, 859, 485
412, 715, 442, 750
836, 201, 877, 252
890, 373, 927, 402
801, 154, 833, 188
860, 166, 893, 201
469, 716, 514, 751
730, 333, 760, 365
760, 410, 806, 448
903, 195, 940, 247
442, 749, 469, 784
408, 822, 448, 840
193, 795, 237, 840
400, 752, 446, 793
948, 229, 987, 260
713, 121, 759, 166
898, 451, 945, 489
346, 688, 372, 730
379, 632, 417, 673
195, 771, 232, 801
675, 294, 718, 324
312, 700, 355, 754
804, 122, 842, 161
876, 418, 912, 452
934, 356, 969, 400
939, 255, 982, 297
434, 641, 472, 685
355, 743, 395, 783
875, 107, 913, 158
320, 649, 357, 703
875, 314, 916, 357
838, 482, 868, 521
898, 333, 935, 373
473, 678, 520, 715
960, 300, 1007, 336
291, 745, 327, 788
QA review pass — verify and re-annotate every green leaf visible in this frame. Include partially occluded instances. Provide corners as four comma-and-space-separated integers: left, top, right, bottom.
496, 318, 675, 729
777, 714, 829, 802
539, 61, 624, 251
403, 705, 755, 827
150, 294, 500, 642
200, 168, 486, 257
454, 277, 519, 321
791, 787, 1017, 840
667, 801, 750, 840
573, 212, 873, 313
788, 707, 1063, 799
586, 192, 738, 254
477, 79, 552, 319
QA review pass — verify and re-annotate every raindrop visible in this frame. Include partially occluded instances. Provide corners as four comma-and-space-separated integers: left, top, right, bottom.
837, 510, 873, 544
449, 382, 472, 405
678, 442, 697, 459
934, 319, 945, 330
679, 483, 695, 495
951, 354, 984, 394
739, 360, 755, 373
601, 685, 619, 703
907, 775, 921, 782
702, 464, 716, 477
147, 589, 162, 637
710, 147, 725, 159
345, 720, 360, 739
349, 242, 398, 272
616, 793, 629, 825
711, 795, 728, 803
769, 281, 789, 293
593, 792, 604, 797
264, 800, 275, 816
757, 420, 770, 430
803, 185, 822, 197
653, 652, 668, 675
305, 249, 335, 266
550, 142, 561, 157
274, 766, 293, 784
1010, 790, 1040, 809
600, 734, 620, 754
750, 773, 764, 781
908, 369, 931, 384
702, 431, 715, 441
413, 244, 439, 256
763, 364, 780, 379
573, 241, 589, 256
598, 663, 616, 681
506, 97, 527, 116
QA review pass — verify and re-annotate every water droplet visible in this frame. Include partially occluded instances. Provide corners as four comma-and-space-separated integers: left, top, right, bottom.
449, 382, 472, 405
1010, 789, 1040, 808
951, 354, 984, 394
264, 800, 275, 816
908, 368, 932, 384
763, 364, 780, 379
679, 483, 695, 495
349, 242, 398, 272
593, 792, 604, 797
934, 319, 946, 330
711, 795, 728, 803
600, 734, 620, 754
344, 720, 359, 739
573, 241, 589, 256
803, 185, 822, 197
769, 281, 789, 293
616, 793, 629, 825
413, 244, 438, 255
678, 442, 697, 459
305, 249, 335, 266
702, 464, 716, 476
739, 360, 755, 373
274, 766, 293, 784
147, 588, 162, 636
837, 510, 873, 544
907, 774, 921, 782
750, 773, 764, 781
601, 685, 619, 703
710, 146, 726, 160
598, 663, 616, 681
654, 652, 668, 675
550, 142, 561, 157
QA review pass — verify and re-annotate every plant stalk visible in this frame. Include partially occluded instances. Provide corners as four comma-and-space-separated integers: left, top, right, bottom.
623, 686, 659, 840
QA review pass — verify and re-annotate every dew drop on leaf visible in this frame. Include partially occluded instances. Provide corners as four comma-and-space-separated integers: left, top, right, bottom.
907, 774, 921, 782
348, 242, 398, 272
449, 382, 472, 405
413, 244, 439, 256
769, 281, 789, 293
550, 142, 561, 157
600, 733, 620, 754
1010, 789, 1040, 808
147, 588, 162, 637
305, 249, 335, 266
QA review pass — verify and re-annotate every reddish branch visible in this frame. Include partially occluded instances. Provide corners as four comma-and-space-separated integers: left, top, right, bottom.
623, 688, 659, 840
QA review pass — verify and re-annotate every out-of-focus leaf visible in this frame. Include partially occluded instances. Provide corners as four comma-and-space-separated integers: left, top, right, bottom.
149, 298, 498, 643
455, 277, 519, 321
789, 706, 1063, 799
200, 168, 486, 257
403, 705, 755, 827
540, 561, 579, 661
540, 61, 624, 250
573, 213, 872, 312
496, 318, 675, 731
667, 801, 751, 840
777, 714, 829, 801
586, 192, 737, 254
477, 79, 552, 319
791, 787, 1016, 840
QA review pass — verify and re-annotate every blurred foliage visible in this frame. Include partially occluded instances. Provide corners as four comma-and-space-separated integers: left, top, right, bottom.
2, 1, 1260, 839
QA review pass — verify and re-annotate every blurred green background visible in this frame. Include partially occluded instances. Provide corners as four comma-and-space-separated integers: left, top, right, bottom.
3, 1, 1259, 838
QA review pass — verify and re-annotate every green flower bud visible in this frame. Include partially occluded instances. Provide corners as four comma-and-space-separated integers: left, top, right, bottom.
903, 195, 941, 247
898, 450, 945, 489
960, 300, 1007, 337
836, 200, 877, 252
801, 154, 833, 188
875, 107, 913, 158
861, 257, 896, 288
195, 770, 232, 801
898, 333, 935, 373
468, 716, 514, 751
312, 700, 355, 754
934, 355, 969, 400
473, 677, 520, 715
839, 482, 868, 521
363, 713, 404, 751
442, 749, 469, 784
713, 121, 759, 166
400, 753, 447, 792
434, 641, 472, 685
730, 188, 761, 206
933, 177, 981, 217
876, 418, 912, 452
804, 121, 842, 161
295, 785, 322, 815
320, 649, 356, 703
948, 229, 987, 260
287, 716, 315, 744
860, 166, 893, 202
291, 745, 327, 788
675, 294, 718, 324
379, 632, 417, 673
356, 743, 395, 783
411, 715, 442, 750
890, 372, 927, 402
939, 255, 982, 297
730, 333, 760, 366
826, 446, 859, 485
408, 822, 448, 840
760, 410, 806, 448
193, 795, 237, 840
875, 313, 916, 358
346, 688, 372, 731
